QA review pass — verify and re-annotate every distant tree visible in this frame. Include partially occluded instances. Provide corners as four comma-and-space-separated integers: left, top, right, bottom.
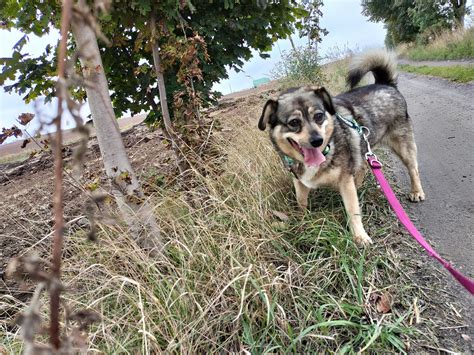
449, 0, 468, 28
361, 0, 469, 46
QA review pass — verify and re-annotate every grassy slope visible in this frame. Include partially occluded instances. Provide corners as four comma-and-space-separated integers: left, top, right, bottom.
399, 63, 474, 83
399, 27, 474, 61
1, 61, 466, 353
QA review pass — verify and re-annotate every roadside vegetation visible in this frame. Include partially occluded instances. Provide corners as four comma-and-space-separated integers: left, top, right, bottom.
0, 0, 470, 352
398, 27, 474, 61
2, 52, 466, 353
399, 63, 474, 82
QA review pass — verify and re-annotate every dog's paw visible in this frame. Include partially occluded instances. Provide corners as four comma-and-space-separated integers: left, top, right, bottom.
409, 190, 425, 202
353, 232, 373, 246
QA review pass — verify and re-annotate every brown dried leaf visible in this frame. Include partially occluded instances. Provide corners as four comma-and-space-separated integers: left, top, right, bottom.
21, 139, 31, 149
376, 292, 392, 313
0, 126, 22, 144
271, 210, 290, 221
17, 113, 35, 126
29, 150, 39, 158
369, 292, 393, 314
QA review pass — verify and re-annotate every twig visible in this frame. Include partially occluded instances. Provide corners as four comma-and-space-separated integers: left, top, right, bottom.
50, 0, 73, 349
421, 344, 460, 354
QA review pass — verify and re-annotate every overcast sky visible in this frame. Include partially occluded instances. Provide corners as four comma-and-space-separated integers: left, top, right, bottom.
0, 0, 386, 143
214, 0, 387, 94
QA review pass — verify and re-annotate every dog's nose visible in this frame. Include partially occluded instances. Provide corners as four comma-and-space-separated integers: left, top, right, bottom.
310, 134, 323, 147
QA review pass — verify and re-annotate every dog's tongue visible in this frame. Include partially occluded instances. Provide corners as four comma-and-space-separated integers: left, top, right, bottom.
301, 147, 326, 167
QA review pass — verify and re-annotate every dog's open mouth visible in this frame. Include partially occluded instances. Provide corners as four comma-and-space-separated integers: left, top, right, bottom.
288, 138, 326, 167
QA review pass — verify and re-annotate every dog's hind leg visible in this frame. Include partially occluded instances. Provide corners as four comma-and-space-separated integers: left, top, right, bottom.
339, 174, 373, 246
294, 178, 310, 209
386, 126, 426, 202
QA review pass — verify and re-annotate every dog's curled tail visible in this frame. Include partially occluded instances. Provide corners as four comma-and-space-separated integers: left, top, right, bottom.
347, 50, 398, 89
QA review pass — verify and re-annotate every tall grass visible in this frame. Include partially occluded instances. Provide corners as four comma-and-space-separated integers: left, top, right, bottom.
398, 27, 474, 60
58, 127, 425, 353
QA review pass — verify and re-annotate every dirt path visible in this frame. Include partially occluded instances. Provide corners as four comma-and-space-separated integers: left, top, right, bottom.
395, 72, 474, 345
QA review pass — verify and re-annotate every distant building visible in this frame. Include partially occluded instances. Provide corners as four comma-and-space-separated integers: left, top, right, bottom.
252, 77, 271, 88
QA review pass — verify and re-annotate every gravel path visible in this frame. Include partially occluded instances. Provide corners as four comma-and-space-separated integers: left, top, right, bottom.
394, 72, 474, 348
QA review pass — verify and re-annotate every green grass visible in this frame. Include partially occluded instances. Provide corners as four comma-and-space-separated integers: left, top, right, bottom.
399, 27, 474, 61
399, 64, 474, 83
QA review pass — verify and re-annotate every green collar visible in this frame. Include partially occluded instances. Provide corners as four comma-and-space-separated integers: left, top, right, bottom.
283, 144, 331, 167
336, 112, 363, 134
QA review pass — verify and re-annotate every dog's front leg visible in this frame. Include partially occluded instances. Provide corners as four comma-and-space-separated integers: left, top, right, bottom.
339, 175, 373, 246
294, 178, 310, 210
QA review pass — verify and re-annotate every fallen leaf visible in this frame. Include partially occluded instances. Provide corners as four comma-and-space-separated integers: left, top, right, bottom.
461, 334, 471, 342
376, 292, 393, 313
271, 210, 289, 221
370, 292, 393, 314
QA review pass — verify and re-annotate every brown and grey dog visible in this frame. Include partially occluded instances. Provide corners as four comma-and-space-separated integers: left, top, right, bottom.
258, 51, 425, 245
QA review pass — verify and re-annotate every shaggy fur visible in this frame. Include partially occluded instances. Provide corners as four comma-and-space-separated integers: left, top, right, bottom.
258, 50, 425, 245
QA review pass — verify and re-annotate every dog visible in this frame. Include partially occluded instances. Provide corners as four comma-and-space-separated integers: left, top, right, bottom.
258, 51, 425, 245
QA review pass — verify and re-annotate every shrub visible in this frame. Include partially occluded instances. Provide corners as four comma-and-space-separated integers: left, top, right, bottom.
271, 46, 325, 88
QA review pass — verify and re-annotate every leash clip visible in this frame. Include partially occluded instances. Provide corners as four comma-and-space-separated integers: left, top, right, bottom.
361, 126, 383, 168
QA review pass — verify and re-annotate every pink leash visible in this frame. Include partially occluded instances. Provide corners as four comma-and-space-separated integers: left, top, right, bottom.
367, 155, 474, 294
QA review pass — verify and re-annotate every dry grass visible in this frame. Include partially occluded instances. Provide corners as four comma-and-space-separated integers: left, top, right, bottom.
398, 27, 474, 61
0, 60, 467, 353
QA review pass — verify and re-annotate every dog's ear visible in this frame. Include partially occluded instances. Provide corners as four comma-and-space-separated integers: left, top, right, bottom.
258, 99, 278, 131
314, 87, 335, 115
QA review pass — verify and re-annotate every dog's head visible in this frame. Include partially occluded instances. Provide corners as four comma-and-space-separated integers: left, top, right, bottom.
258, 86, 336, 167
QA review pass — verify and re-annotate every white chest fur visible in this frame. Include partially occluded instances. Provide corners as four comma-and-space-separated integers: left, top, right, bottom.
299, 164, 342, 189
299, 166, 320, 188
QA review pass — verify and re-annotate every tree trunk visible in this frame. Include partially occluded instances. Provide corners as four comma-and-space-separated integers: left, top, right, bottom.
289, 35, 297, 52
149, 15, 189, 176
150, 15, 173, 136
451, 0, 466, 29
71, 12, 162, 255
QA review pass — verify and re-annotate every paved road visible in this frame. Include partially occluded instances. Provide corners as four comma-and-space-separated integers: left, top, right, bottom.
395, 72, 474, 343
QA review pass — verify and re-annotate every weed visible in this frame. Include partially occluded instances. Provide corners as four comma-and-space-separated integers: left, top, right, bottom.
272, 46, 325, 89
398, 27, 474, 60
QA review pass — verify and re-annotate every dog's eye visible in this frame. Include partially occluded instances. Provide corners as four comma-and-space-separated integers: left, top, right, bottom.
314, 112, 325, 123
288, 119, 300, 128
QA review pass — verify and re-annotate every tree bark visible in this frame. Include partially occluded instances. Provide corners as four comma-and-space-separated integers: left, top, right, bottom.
150, 15, 173, 136
71, 11, 162, 255
149, 15, 189, 176
289, 35, 297, 52
451, 0, 466, 29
